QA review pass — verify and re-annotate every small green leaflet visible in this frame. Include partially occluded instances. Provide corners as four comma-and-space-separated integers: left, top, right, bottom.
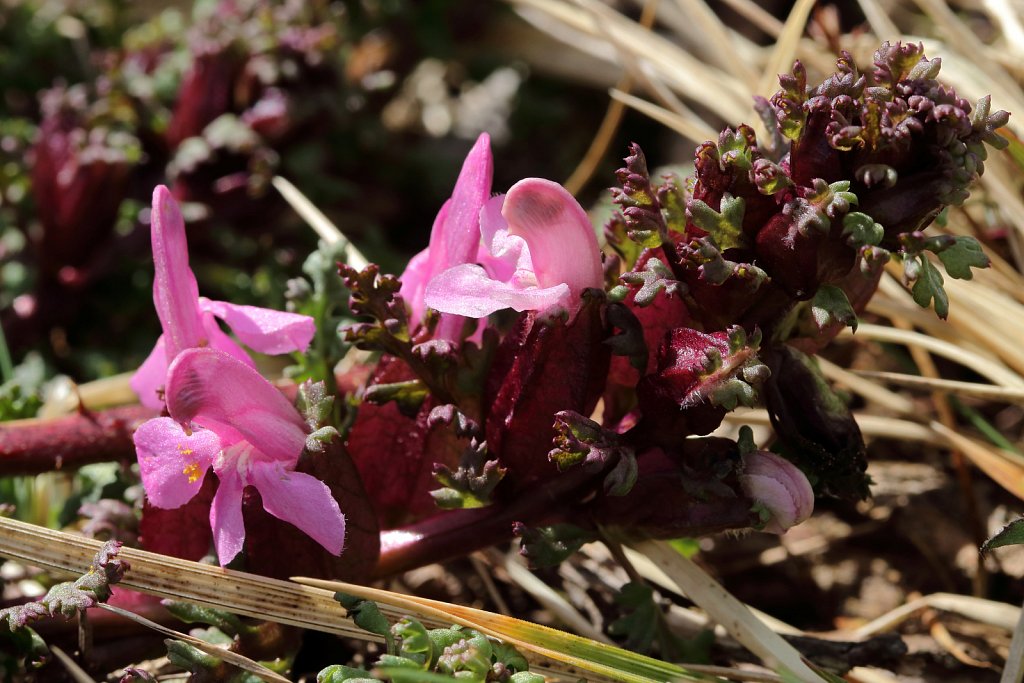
982, 518, 1024, 554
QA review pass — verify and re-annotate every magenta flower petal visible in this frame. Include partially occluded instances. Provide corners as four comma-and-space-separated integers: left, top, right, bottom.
398, 239, 439, 331
151, 186, 204, 359
739, 450, 814, 534
201, 298, 316, 354
130, 336, 169, 410
248, 461, 346, 555
425, 263, 569, 317
133, 417, 220, 509
502, 178, 604, 296
398, 133, 493, 339
201, 311, 257, 368
165, 348, 307, 463
440, 133, 494, 267
210, 465, 246, 564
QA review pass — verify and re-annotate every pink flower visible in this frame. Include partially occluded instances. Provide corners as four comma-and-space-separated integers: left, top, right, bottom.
424, 177, 603, 320
739, 450, 814, 534
130, 186, 315, 409
133, 347, 345, 565
399, 133, 494, 341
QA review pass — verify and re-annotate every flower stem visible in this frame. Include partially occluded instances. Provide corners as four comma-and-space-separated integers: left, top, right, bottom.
0, 406, 153, 474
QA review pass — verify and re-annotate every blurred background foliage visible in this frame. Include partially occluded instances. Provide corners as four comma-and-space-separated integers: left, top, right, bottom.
0, 0, 663, 394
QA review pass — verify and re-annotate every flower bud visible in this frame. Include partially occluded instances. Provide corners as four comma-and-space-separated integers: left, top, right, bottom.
739, 450, 814, 533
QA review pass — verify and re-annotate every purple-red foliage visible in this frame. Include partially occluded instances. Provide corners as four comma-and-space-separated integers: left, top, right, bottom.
484, 298, 610, 486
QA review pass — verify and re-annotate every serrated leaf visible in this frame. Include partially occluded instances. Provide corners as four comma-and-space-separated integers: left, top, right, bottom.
841, 212, 883, 247
910, 256, 949, 319
809, 285, 858, 332
938, 236, 989, 280
688, 194, 747, 250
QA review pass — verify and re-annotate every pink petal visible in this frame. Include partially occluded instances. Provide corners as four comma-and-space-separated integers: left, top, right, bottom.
130, 336, 169, 409
397, 133, 493, 340
248, 461, 346, 555
424, 263, 569, 318
201, 311, 258, 368
151, 186, 204, 359
477, 195, 532, 283
133, 417, 220, 509
201, 299, 315, 355
440, 133, 493, 267
739, 450, 814, 534
398, 244, 436, 329
210, 466, 246, 564
165, 348, 307, 464
502, 179, 603, 295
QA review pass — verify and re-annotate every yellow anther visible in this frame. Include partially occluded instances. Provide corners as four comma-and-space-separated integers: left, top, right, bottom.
182, 462, 202, 484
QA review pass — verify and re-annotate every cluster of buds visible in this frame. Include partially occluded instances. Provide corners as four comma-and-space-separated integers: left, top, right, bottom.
339, 43, 1007, 566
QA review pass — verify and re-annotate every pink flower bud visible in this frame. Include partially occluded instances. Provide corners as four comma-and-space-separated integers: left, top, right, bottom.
739, 450, 814, 533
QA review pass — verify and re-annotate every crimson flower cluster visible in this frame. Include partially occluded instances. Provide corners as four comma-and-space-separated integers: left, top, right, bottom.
341, 43, 1007, 563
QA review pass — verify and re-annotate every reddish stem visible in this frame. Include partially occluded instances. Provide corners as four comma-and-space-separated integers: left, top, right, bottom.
0, 407, 154, 475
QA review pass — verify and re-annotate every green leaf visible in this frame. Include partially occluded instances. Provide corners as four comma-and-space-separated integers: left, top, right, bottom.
334, 593, 393, 650
688, 194, 747, 250
363, 380, 429, 417
516, 523, 597, 569
937, 236, 989, 280
809, 285, 858, 333
317, 664, 381, 682
841, 212, 883, 247
910, 256, 949, 319
162, 600, 249, 636
393, 618, 433, 666
608, 583, 659, 653
508, 673, 546, 683
982, 518, 1024, 554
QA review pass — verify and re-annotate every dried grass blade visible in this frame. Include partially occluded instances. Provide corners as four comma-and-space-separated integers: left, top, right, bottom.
817, 358, 916, 415
609, 89, 716, 144
0, 517, 359, 638
757, 0, 815, 98
291, 576, 709, 682
930, 421, 1024, 501
852, 371, 1024, 403
49, 645, 98, 683
96, 603, 291, 683
854, 592, 1021, 639
723, 409, 944, 446
272, 176, 368, 269
628, 540, 826, 682
1001, 597, 1024, 683
669, 0, 759, 89
839, 324, 1024, 389
855, 0, 901, 40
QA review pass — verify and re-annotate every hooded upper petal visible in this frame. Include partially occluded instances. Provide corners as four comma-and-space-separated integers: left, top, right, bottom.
165, 347, 307, 463
133, 417, 221, 509
424, 179, 602, 320
201, 298, 316, 355
502, 178, 603, 296
151, 186, 204, 359
248, 460, 346, 555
